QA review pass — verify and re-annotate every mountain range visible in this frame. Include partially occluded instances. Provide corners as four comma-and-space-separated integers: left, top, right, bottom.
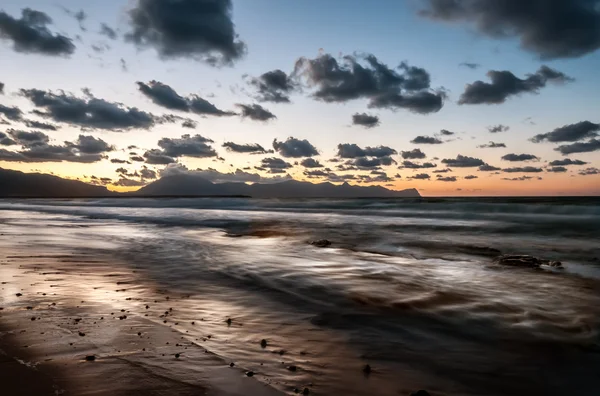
0, 168, 420, 198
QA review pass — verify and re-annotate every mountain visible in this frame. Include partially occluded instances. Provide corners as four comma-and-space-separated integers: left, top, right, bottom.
136, 174, 420, 198
0, 168, 113, 198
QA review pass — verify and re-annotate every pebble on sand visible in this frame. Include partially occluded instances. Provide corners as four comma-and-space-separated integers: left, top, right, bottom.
260, 339, 268, 348
85, 355, 96, 361
287, 365, 297, 372
246, 371, 254, 377
78, 331, 85, 337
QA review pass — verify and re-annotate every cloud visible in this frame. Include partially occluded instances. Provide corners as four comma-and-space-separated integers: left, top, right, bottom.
0, 131, 16, 146
439, 129, 455, 136
579, 167, 599, 175
531, 121, 600, 143
555, 139, 600, 155
137, 80, 235, 116
352, 113, 380, 128
351, 156, 396, 169
488, 124, 510, 133
294, 53, 444, 114
502, 166, 544, 173
0, 8, 75, 56
547, 166, 567, 173
0, 104, 23, 121
442, 155, 485, 167
411, 135, 442, 144
23, 119, 58, 130
548, 158, 588, 166
399, 160, 437, 169
0, 82, 4, 94
0, 134, 112, 163
110, 158, 131, 164
140, 166, 157, 180
20, 88, 157, 130
459, 62, 480, 69
437, 176, 457, 182
156, 134, 216, 158
248, 70, 296, 103
99, 23, 117, 40
464, 175, 478, 179
258, 157, 293, 173
411, 173, 431, 180
459, 66, 572, 105
272, 137, 318, 158
401, 148, 426, 159
236, 103, 276, 121
501, 153, 539, 162
502, 176, 534, 181
300, 158, 323, 168
337, 143, 397, 158
113, 177, 146, 187
163, 163, 291, 183
125, 0, 246, 65
419, 0, 600, 59
433, 168, 452, 173
130, 155, 145, 162
478, 141, 506, 148
143, 149, 176, 164
223, 142, 267, 154
478, 164, 501, 172
181, 120, 197, 129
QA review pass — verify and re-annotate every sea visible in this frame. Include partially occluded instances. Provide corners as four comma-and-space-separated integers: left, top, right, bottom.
1, 197, 599, 395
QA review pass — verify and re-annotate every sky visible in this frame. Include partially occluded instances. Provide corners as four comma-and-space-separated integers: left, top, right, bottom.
0, 0, 599, 196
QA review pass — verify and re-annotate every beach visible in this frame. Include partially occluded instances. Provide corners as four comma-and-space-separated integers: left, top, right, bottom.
1, 197, 600, 395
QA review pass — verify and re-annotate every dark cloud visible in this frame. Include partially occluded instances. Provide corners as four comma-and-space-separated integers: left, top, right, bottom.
459, 62, 480, 70
125, 0, 246, 65
0, 82, 4, 94
531, 121, 600, 143
21, 88, 156, 130
143, 149, 175, 164
181, 119, 197, 129
99, 23, 117, 40
464, 175, 478, 179
0, 8, 75, 56
23, 119, 58, 130
352, 113, 380, 128
0, 104, 23, 121
458, 66, 573, 105
337, 143, 397, 158
157, 134, 216, 158
7, 129, 49, 147
439, 129, 455, 135
130, 155, 145, 162
258, 157, 293, 173
162, 163, 291, 184
0, 131, 16, 146
236, 103, 276, 121
488, 124, 510, 133
411, 173, 431, 180
442, 155, 485, 167
140, 166, 157, 180
433, 168, 452, 173
110, 158, 131, 164
300, 158, 323, 168
411, 135, 443, 144
294, 53, 444, 114
120, 58, 128, 72
478, 141, 506, 148
303, 169, 330, 178
223, 142, 267, 154
548, 158, 588, 166
502, 166, 544, 173
502, 176, 534, 181
351, 156, 396, 169
248, 70, 295, 103
0, 134, 111, 163
479, 164, 501, 172
401, 148, 426, 159
419, 0, 600, 59
137, 80, 235, 116
555, 139, 600, 155
273, 137, 318, 158
579, 167, 600, 175
113, 177, 146, 187
547, 166, 568, 173
437, 176, 457, 182
501, 153, 539, 162
399, 160, 437, 169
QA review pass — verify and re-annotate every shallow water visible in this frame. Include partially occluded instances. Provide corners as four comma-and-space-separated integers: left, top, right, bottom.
1, 197, 600, 395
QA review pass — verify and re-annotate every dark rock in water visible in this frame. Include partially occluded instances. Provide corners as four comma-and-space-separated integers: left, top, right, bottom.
15, 293, 22, 297
246, 371, 254, 377
363, 364, 371, 374
85, 355, 96, 361
260, 339, 268, 348
410, 391, 431, 396
226, 318, 232, 326
175, 353, 180, 359
310, 239, 331, 248
78, 331, 85, 337
287, 365, 297, 371
494, 255, 562, 268
229, 362, 235, 367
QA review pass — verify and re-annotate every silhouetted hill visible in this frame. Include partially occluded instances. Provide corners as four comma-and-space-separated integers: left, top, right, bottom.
0, 168, 113, 197
137, 174, 420, 198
